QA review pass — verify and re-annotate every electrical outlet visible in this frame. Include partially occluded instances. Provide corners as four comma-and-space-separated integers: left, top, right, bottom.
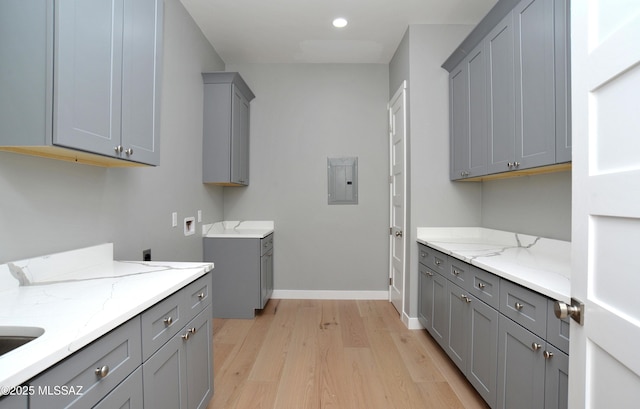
184, 217, 195, 236
143, 249, 151, 261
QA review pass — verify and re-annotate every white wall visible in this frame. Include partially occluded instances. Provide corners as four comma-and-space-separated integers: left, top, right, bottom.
222, 63, 390, 294
0, 0, 225, 263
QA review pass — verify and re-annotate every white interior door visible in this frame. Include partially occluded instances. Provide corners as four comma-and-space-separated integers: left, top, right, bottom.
389, 81, 407, 315
570, 2, 640, 407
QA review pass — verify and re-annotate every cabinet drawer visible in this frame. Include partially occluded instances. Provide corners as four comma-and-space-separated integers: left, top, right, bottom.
500, 280, 548, 338
184, 272, 212, 321
546, 299, 570, 354
93, 366, 143, 409
423, 247, 449, 275
418, 244, 429, 266
141, 290, 185, 361
448, 257, 471, 288
467, 266, 501, 309
30, 316, 142, 409
261, 233, 274, 256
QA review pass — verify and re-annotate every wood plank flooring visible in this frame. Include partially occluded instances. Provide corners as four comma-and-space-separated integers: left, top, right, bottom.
207, 299, 489, 409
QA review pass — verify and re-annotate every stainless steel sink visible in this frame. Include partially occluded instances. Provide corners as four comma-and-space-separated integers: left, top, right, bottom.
0, 326, 44, 356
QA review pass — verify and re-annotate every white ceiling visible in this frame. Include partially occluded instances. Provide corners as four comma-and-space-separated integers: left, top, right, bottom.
179, 0, 498, 64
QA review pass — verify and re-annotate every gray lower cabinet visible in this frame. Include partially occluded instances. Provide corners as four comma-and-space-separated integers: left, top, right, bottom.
202, 72, 255, 186
204, 234, 274, 318
497, 316, 568, 409
0, 395, 27, 409
418, 244, 568, 409
0, 0, 162, 166
21, 272, 212, 409
446, 281, 499, 407
94, 367, 143, 409
142, 305, 213, 409
30, 317, 142, 409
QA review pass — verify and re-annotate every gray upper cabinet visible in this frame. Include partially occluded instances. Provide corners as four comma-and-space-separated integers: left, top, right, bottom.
486, 11, 516, 174
0, 0, 163, 166
444, 0, 570, 180
450, 43, 488, 180
203, 72, 255, 186
513, 0, 556, 170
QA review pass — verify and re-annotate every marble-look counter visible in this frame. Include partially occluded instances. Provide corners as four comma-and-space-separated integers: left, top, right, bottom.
0, 244, 213, 391
416, 227, 571, 303
202, 220, 274, 239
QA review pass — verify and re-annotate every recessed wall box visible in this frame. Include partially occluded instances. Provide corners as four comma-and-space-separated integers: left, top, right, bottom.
327, 157, 358, 205
184, 217, 195, 236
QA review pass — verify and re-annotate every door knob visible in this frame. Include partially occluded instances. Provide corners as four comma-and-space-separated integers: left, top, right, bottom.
395, 230, 403, 237
554, 298, 585, 325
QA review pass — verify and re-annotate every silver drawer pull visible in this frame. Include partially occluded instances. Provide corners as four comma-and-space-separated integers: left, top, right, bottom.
435, 260, 442, 265
544, 351, 554, 359
420, 252, 426, 258
163, 317, 173, 326
95, 365, 110, 378
515, 302, 524, 311
531, 343, 542, 351
478, 282, 486, 289
461, 294, 471, 303
189, 327, 197, 334
427, 271, 434, 277
453, 269, 460, 276
181, 331, 190, 341
197, 292, 205, 300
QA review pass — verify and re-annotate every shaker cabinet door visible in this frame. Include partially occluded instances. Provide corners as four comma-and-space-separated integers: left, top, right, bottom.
54, 0, 123, 156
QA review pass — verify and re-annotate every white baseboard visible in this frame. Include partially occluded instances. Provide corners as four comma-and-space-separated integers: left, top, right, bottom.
403, 313, 425, 330
271, 289, 389, 300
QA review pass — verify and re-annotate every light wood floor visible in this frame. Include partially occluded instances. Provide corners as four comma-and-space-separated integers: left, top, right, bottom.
207, 299, 489, 409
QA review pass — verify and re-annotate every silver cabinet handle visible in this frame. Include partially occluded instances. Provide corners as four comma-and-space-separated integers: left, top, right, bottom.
181, 331, 190, 341
197, 292, 205, 300
190, 327, 197, 334
453, 269, 460, 276
95, 365, 110, 378
114, 145, 123, 153
461, 294, 472, 303
163, 317, 173, 326
544, 351, 554, 359
478, 282, 486, 289
514, 162, 520, 168
435, 260, 441, 265
427, 271, 434, 277
124, 148, 133, 156
531, 343, 542, 351
515, 302, 524, 311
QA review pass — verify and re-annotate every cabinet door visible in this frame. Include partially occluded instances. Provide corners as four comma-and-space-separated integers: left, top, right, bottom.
120, 0, 162, 165
185, 307, 214, 409
0, 395, 27, 409
513, 0, 556, 169
430, 272, 449, 349
142, 333, 188, 409
449, 62, 470, 180
231, 85, 250, 185
418, 264, 435, 330
497, 316, 545, 409
446, 281, 468, 373
486, 12, 516, 174
94, 366, 143, 409
543, 344, 569, 409
54, 0, 123, 156
554, 0, 571, 163
467, 295, 499, 408
260, 249, 274, 309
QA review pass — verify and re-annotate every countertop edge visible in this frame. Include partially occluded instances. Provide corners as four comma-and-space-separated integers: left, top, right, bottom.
417, 238, 571, 303
0, 263, 212, 391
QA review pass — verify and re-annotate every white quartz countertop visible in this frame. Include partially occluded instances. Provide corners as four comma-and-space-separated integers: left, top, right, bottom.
0, 244, 213, 392
416, 227, 571, 303
202, 220, 274, 239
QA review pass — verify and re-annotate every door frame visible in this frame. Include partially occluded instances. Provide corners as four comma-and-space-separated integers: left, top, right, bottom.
388, 81, 407, 317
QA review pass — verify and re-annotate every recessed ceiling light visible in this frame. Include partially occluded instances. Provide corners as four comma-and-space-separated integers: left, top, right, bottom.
332, 17, 348, 28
